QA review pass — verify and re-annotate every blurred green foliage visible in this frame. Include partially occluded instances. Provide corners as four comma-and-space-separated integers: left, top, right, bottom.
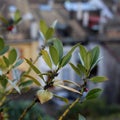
58, 99, 120, 120
7, 100, 54, 120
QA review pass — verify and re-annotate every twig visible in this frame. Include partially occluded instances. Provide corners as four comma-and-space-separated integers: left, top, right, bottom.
58, 98, 80, 120
18, 98, 38, 120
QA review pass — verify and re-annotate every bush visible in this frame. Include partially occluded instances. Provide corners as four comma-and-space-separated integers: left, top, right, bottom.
0, 13, 107, 119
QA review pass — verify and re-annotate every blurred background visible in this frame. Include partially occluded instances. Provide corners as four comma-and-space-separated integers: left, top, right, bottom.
0, 0, 120, 120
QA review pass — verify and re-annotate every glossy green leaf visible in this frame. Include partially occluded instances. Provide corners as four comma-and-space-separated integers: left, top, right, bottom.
14, 10, 22, 24
25, 59, 39, 73
90, 46, 100, 70
86, 88, 102, 100
24, 74, 41, 86
25, 58, 43, 79
19, 80, 33, 87
54, 94, 69, 103
0, 37, 5, 51
68, 43, 80, 55
13, 59, 23, 68
37, 90, 53, 104
79, 114, 86, 120
14, 17, 22, 24
40, 20, 48, 35
0, 46, 9, 56
45, 27, 54, 40
69, 63, 81, 76
53, 39, 63, 60
86, 51, 92, 70
77, 64, 86, 75
60, 53, 71, 67
49, 46, 59, 65
91, 57, 102, 71
8, 48, 17, 64
60, 44, 79, 68
3, 56, 9, 67
90, 76, 108, 83
79, 45, 87, 66
41, 50, 52, 69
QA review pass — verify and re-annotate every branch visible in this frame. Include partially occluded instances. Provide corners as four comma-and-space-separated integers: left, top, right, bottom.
58, 98, 80, 120
18, 98, 38, 120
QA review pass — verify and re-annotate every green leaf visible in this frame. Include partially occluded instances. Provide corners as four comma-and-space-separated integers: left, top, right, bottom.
25, 59, 36, 71
14, 17, 22, 24
19, 80, 33, 87
86, 51, 92, 70
0, 58, 6, 68
13, 59, 23, 68
0, 37, 5, 51
41, 50, 52, 69
3, 56, 9, 67
1, 79, 8, 88
60, 53, 71, 67
0, 46, 9, 56
91, 57, 102, 71
54, 94, 69, 103
53, 39, 63, 60
86, 88, 102, 100
68, 43, 80, 55
8, 48, 17, 64
78, 114, 86, 120
60, 44, 79, 68
90, 76, 108, 83
14, 10, 22, 24
49, 46, 59, 65
40, 20, 48, 35
45, 27, 54, 40
79, 45, 87, 66
0, 15, 9, 24
77, 64, 86, 75
90, 46, 100, 70
37, 90, 53, 104
69, 63, 81, 76
25, 58, 43, 79
0, 75, 8, 88
24, 74, 41, 86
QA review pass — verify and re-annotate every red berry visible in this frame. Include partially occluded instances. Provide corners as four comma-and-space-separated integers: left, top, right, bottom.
7, 26, 14, 31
